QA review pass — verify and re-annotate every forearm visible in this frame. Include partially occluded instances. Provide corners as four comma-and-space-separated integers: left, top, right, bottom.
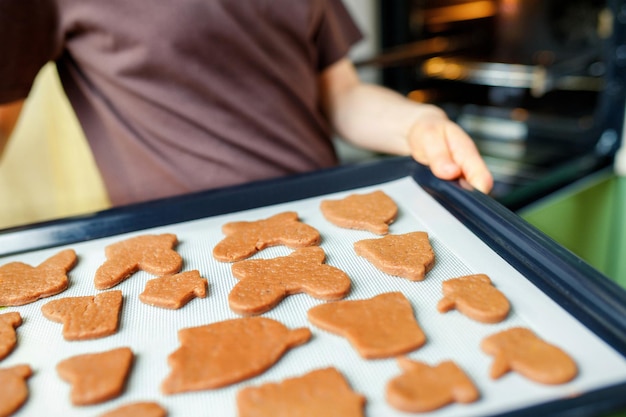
327, 82, 447, 155
320, 58, 493, 193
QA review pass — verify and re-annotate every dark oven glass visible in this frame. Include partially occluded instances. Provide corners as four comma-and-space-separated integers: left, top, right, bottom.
376, 0, 626, 209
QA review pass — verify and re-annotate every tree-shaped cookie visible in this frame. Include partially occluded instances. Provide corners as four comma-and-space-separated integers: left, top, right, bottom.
237, 367, 366, 417
57, 347, 134, 405
481, 327, 578, 384
307, 292, 426, 359
0, 364, 32, 417
0, 312, 22, 360
386, 357, 479, 412
162, 317, 311, 394
212, 211, 321, 262
139, 270, 208, 309
94, 234, 182, 290
41, 291, 123, 340
354, 232, 435, 281
229, 247, 351, 315
437, 274, 510, 323
320, 190, 398, 234
0, 249, 77, 306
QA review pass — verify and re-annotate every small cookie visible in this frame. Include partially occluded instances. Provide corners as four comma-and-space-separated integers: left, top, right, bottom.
139, 270, 208, 309
307, 292, 426, 359
386, 357, 479, 412
99, 402, 167, 417
320, 190, 398, 234
354, 232, 435, 281
0, 249, 77, 306
0, 364, 32, 417
229, 247, 351, 315
0, 312, 22, 360
481, 327, 578, 384
162, 317, 311, 394
41, 291, 123, 340
212, 211, 321, 262
237, 367, 366, 417
57, 347, 134, 406
95, 234, 182, 290
437, 274, 510, 323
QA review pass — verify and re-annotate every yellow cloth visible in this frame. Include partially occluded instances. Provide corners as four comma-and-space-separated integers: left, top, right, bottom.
0, 63, 110, 229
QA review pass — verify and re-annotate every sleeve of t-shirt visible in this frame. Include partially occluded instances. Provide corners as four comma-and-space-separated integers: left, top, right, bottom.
0, 0, 58, 103
314, 0, 364, 72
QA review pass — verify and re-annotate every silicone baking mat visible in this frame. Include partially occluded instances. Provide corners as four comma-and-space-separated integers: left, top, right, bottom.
3, 176, 626, 417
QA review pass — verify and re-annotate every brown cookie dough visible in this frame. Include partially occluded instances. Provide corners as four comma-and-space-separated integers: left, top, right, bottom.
139, 270, 208, 309
0, 312, 22, 360
386, 357, 479, 412
57, 347, 134, 406
438, 274, 510, 323
98, 402, 167, 417
212, 211, 321, 262
354, 232, 435, 281
94, 234, 182, 290
320, 190, 398, 234
41, 290, 123, 340
237, 367, 366, 417
307, 292, 426, 359
229, 246, 351, 315
0, 364, 32, 417
0, 249, 77, 306
481, 327, 578, 384
162, 317, 311, 394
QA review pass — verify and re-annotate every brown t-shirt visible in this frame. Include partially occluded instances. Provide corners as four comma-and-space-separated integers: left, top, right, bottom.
0, 0, 362, 206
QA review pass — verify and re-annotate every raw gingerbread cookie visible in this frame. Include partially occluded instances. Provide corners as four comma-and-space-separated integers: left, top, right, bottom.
57, 346, 134, 406
162, 317, 311, 394
0, 312, 22, 360
95, 234, 182, 290
437, 274, 510, 323
212, 211, 321, 262
237, 367, 366, 417
481, 327, 578, 384
386, 357, 479, 412
229, 246, 351, 315
139, 270, 207, 309
0, 364, 32, 417
354, 232, 435, 281
41, 290, 123, 340
0, 249, 77, 306
320, 190, 398, 234
99, 402, 167, 417
307, 292, 426, 359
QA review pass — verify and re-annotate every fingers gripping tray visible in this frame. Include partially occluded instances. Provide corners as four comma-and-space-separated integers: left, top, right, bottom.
1, 157, 626, 416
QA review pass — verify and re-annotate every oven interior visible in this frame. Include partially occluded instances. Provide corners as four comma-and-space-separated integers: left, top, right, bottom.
368, 0, 626, 210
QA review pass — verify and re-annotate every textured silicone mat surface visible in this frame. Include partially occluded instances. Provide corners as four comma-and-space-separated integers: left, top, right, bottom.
2, 177, 626, 416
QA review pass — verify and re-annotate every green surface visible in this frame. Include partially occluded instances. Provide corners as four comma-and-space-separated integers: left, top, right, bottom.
519, 171, 626, 286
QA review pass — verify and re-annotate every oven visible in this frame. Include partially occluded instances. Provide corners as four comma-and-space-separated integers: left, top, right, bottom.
366, 0, 626, 210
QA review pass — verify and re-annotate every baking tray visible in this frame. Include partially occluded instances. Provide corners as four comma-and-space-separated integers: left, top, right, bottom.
2, 156, 626, 417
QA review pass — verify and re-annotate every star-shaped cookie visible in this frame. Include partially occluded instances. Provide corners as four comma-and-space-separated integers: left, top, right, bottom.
212, 212, 321, 262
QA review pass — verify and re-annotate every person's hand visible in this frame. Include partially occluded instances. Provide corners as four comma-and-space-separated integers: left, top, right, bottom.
406, 106, 493, 194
